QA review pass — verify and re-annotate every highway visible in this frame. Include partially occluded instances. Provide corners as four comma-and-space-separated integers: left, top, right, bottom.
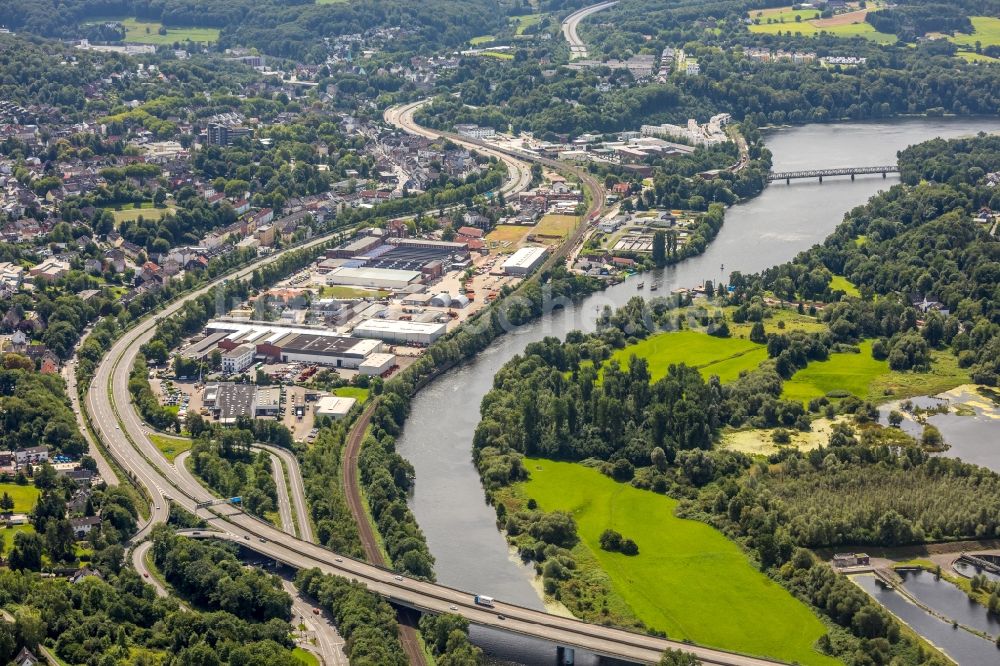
562, 1, 618, 60
82, 107, 787, 666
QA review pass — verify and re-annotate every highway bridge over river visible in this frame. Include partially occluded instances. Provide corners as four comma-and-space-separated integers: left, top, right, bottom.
83, 101, 790, 666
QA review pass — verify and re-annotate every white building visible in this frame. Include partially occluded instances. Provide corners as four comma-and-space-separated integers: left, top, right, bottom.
325, 266, 422, 290
454, 124, 496, 140
502, 246, 549, 276
359, 352, 396, 376
685, 60, 700, 75
221, 344, 255, 374
353, 319, 447, 345
314, 396, 357, 420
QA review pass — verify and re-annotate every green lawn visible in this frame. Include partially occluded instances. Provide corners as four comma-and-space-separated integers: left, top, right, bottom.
782, 340, 887, 404
749, 16, 896, 43
511, 13, 544, 35
121, 18, 219, 44
319, 286, 389, 299
958, 51, 1000, 62
333, 387, 370, 404
292, 648, 319, 666
469, 35, 496, 45
150, 434, 192, 463
0, 524, 35, 553
479, 51, 514, 60
0, 483, 40, 513
948, 17, 1000, 48
106, 203, 175, 225
748, 8, 823, 23
782, 341, 969, 404
521, 460, 839, 665
828, 275, 860, 296
608, 330, 767, 383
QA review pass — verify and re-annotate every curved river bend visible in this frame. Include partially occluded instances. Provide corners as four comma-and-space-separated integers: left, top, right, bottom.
395, 118, 1000, 664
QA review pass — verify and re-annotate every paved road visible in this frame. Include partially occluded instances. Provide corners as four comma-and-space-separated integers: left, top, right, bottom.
131, 540, 173, 599
283, 579, 350, 666
62, 329, 118, 486
82, 121, 785, 665
562, 1, 618, 60
257, 443, 314, 543
270, 453, 295, 535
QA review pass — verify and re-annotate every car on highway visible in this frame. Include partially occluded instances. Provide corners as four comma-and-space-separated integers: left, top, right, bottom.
312, 609, 320, 615
259, 537, 266, 543
334, 557, 342, 562
394, 575, 403, 581
449, 605, 457, 611
244, 535, 250, 540
143, 573, 149, 578
497, 614, 506, 621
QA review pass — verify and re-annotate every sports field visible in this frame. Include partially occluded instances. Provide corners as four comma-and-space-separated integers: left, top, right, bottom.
107, 202, 175, 225
0, 482, 40, 513
608, 330, 767, 383
521, 460, 838, 665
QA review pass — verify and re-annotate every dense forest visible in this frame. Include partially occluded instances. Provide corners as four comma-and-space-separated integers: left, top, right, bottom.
0, 0, 507, 60
0, 354, 87, 456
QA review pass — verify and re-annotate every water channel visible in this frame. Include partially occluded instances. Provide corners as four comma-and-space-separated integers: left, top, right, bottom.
394, 118, 1000, 664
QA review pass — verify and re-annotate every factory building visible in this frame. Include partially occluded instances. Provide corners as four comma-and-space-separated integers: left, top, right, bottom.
313, 396, 357, 420
254, 386, 281, 417
203, 383, 256, 425
352, 319, 447, 345
276, 333, 382, 368
502, 246, 549, 276
325, 266, 422, 290
358, 352, 396, 376
221, 344, 255, 374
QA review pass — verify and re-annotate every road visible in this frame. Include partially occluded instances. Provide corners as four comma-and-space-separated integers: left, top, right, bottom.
81, 114, 784, 665
283, 579, 349, 666
270, 453, 295, 534
562, 1, 618, 60
61, 329, 118, 486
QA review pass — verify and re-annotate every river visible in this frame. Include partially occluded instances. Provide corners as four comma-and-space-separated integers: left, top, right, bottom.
394, 118, 1000, 664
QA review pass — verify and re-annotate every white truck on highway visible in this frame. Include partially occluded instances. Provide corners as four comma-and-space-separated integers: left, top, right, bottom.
474, 595, 494, 607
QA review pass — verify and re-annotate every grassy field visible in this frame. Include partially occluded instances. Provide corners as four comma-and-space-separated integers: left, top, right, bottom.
292, 648, 319, 666
782, 340, 969, 404
479, 51, 514, 60
486, 224, 532, 248
828, 275, 860, 296
0, 524, 35, 553
319, 286, 389, 299
120, 18, 219, 44
521, 460, 838, 665
511, 13, 545, 35
948, 17, 1000, 48
958, 51, 1000, 62
749, 7, 823, 22
469, 35, 497, 45
607, 330, 768, 384
748, 12, 895, 43
106, 202, 175, 225
532, 214, 579, 242
0, 483, 40, 513
333, 386, 370, 404
150, 434, 192, 463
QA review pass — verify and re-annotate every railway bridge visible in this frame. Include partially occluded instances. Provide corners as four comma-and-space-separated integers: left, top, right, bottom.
769, 165, 900, 184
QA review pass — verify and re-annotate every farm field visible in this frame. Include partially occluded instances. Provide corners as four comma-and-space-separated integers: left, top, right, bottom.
150, 434, 191, 463
947, 16, 1000, 49
748, 7, 895, 43
520, 460, 839, 665
120, 18, 219, 44
607, 330, 767, 384
0, 482, 40, 513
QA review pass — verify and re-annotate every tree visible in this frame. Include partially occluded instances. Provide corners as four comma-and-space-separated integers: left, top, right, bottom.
650, 446, 667, 472
749, 321, 767, 344
599, 529, 623, 551
0, 492, 13, 514
921, 424, 943, 448
652, 231, 666, 267
659, 648, 698, 665
888, 410, 903, 427
9, 530, 43, 570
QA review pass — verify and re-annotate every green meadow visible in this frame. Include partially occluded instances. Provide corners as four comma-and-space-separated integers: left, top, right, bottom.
608, 330, 767, 383
0, 483, 40, 513
828, 275, 860, 296
121, 18, 219, 44
521, 460, 839, 665
150, 433, 192, 463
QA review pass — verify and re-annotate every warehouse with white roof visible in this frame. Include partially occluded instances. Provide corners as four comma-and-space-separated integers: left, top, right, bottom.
325, 266, 422, 289
502, 246, 548, 276
352, 319, 447, 345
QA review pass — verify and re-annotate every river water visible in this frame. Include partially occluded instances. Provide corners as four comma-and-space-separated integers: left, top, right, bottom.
395, 118, 1000, 664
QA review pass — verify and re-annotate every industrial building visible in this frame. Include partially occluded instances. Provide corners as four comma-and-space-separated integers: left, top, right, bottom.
203, 383, 256, 425
221, 344, 255, 374
352, 319, 447, 345
204, 321, 386, 368
313, 396, 357, 420
325, 266, 422, 290
254, 386, 281, 417
276, 333, 382, 368
359, 352, 396, 376
502, 246, 549, 275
